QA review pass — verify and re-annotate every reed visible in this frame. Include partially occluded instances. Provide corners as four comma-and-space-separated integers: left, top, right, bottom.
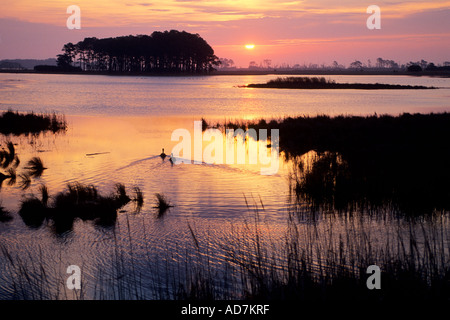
208, 113, 450, 215
0, 141, 18, 169
2, 205, 449, 300
0, 202, 12, 222
154, 193, 173, 217
18, 182, 144, 233
24, 157, 47, 178
0, 110, 67, 135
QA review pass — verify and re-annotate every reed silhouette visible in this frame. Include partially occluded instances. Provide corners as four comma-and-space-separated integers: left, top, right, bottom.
0, 142, 19, 190
0, 110, 67, 135
0, 141, 19, 169
214, 113, 450, 215
133, 186, 144, 213
24, 157, 47, 178
17, 174, 31, 190
19, 182, 145, 233
0, 142, 50, 190
244, 76, 435, 90
0, 203, 12, 222
154, 193, 173, 217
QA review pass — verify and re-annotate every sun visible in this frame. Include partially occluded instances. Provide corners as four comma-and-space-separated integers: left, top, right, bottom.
245, 44, 255, 50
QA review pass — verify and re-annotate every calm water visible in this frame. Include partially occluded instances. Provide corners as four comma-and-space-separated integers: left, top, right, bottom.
1, 73, 450, 299
1, 73, 450, 117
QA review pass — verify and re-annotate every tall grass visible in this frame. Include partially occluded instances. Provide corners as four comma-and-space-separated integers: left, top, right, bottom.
154, 193, 173, 217
0, 110, 67, 135
0, 244, 85, 300
1, 202, 449, 300
0, 140, 47, 190
0, 202, 12, 222
18, 182, 144, 233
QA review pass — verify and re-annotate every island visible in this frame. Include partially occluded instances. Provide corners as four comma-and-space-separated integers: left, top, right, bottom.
242, 76, 436, 89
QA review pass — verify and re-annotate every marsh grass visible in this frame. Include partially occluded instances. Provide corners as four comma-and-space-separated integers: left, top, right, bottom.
0, 142, 18, 169
1, 204, 449, 300
154, 193, 173, 217
0, 202, 12, 222
0, 244, 86, 300
0, 142, 19, 189
245, 76, 435, 89
211, 113, 450, 215
0, 110, 67, 135
214, 208, 450, 301
18, 182, 144, 233
96, 198, 450, 301
132, 187, 144, 213
24, 157, 47, 178
0, 140, 47, 190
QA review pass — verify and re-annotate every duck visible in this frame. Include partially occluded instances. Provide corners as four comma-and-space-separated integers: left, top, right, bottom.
160, 148, 167, 160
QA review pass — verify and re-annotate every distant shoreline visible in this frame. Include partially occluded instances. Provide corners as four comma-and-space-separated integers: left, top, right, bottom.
1, 69, 450, 77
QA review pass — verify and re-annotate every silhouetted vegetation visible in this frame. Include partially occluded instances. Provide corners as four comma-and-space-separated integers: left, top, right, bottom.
0, 142, 46, 191
154, 193, 173, 217
0, 141, 18, 169
244, 77, 435, 89
57, 30, 220, 74
212, 113, 450, 215
407, 64, 423, 72
34, 65, 81, 73
0, 203, 12, 222
0, 110, 67, 135
19, 183, 144, 233
2, 204, 449, 300
24, 157, 47, 178
133, 187, 144, 212
0, 142, 19, 190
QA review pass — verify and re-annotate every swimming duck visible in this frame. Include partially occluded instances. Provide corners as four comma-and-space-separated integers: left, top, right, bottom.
160, 148, 167, 160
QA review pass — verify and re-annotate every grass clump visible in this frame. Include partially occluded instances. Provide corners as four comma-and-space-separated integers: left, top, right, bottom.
24, 157, 47, 178
0, 110, 67, 135
0, 203, 13, 222
0, 141, 47, 190
154, 193, 173, 217
19, 182, 144, 233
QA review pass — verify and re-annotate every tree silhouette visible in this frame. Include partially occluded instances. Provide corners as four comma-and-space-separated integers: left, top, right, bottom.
349, 60, 363, 69
57, 30, 220, 74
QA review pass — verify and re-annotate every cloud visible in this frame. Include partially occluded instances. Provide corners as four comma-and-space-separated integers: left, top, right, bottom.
1, 1, 449, 65
2, 0, 450, 27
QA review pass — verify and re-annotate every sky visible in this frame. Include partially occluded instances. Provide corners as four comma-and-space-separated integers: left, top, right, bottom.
0, 0, 449, 67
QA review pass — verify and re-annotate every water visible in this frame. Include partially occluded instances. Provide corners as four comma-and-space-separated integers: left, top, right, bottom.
1, 73, 450, 117
0, 73, 450, 299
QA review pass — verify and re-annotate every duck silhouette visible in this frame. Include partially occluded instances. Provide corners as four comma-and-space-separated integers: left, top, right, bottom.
160, 148, 167, 160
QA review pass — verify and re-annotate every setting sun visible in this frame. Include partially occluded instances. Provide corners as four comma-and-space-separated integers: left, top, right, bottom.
245, 44, 255, 50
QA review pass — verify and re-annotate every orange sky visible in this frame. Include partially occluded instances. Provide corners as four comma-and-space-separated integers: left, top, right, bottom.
0, 0, 449, 67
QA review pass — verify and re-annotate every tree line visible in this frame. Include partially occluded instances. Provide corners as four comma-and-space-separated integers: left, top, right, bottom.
56, 30, 220, 74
